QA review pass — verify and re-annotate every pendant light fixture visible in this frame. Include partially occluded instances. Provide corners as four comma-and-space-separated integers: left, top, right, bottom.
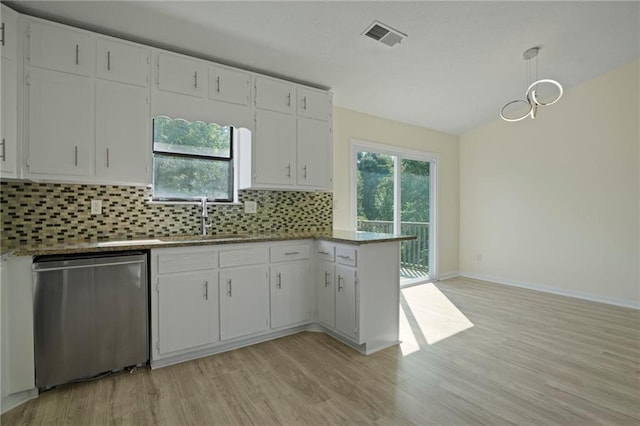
500, 47, 563, 122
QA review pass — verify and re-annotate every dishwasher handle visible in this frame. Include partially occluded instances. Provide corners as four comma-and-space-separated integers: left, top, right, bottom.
33, 259, 145, 273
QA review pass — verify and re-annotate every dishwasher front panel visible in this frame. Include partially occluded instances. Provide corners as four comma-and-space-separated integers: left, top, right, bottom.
33, 253, 148, 389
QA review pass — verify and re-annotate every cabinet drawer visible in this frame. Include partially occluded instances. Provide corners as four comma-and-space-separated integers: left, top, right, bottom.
157, 249, 217, 273
270, 244, 310, 263
219, 246, 268, 268
335, 246, 357, 267
315, 241, 335, 262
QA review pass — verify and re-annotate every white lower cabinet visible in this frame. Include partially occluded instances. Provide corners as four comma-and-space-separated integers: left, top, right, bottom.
335, 264, 357, 339
219, 265, 269, 340
157, 270, 218, 354
151, 247, 218, 362
270, 261, 312, 329
151, 238, 400, 368
316, 260, 335, 328
314, 240, 401, 353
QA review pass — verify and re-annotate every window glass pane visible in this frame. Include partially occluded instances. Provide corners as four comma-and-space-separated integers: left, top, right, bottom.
153, 154, 232, 201
153, 116, 231, 158
356, 151, 394, 233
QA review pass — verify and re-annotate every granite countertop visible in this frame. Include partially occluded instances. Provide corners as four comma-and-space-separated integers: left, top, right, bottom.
2, 230, 416, 257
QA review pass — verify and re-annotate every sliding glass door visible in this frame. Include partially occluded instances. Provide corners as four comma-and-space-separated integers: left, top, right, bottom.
352, 141, 436, 285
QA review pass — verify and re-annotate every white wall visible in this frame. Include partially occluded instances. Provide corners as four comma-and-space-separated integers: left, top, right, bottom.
459, 61, 640, 307
332, 107, 460, 278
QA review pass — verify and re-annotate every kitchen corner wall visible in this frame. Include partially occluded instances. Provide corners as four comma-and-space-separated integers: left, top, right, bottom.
0, 181, 332, 249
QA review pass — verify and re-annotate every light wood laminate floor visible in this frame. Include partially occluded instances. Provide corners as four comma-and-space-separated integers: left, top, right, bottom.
4, 277, 639, 425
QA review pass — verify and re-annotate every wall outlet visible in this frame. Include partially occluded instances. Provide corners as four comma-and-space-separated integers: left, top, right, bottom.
91, 200, 103, 215
244, 201, 257, 214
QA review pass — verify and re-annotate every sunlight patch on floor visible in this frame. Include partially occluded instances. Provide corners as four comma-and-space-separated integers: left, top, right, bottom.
400, 283, 474, 356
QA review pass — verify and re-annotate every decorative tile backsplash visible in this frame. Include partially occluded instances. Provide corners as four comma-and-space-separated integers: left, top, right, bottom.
0, 181, 332, 248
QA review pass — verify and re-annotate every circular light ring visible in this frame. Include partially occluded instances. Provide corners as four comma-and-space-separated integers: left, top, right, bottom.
500, 99, 532, 122
526, 79, 563, 106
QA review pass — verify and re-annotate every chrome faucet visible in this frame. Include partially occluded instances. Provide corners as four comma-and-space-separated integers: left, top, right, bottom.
200, 197, 212, 236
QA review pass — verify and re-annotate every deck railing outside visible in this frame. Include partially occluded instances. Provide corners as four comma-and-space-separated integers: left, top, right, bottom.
357, 220, 429, 277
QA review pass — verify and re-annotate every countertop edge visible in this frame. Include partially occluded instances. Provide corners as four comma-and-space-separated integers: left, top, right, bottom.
3, 232, 417, 257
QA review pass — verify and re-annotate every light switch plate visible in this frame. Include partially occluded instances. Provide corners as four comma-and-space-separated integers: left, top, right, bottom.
91, 200, 102, 215
244, 201, 257, 214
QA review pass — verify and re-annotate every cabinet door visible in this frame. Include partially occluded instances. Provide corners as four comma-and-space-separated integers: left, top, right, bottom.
270, 261, 312, 329
254, 109, 296, 186
157, 53, 207, 98
27, 20, 93, 76
157, 271, 218, 354
297, 118, 332, 188
1, 58, 17, 177
1, 5, 18, 60
297, 88, 331, 121
255, 77, 295, 114
219, 266, 269, 340
317, 261, 335, 328
208, 65, 250, 106
335, 265, 357, 339
97, 38, 150, 87
95, 79, 150, 184
27, 68, 92, 176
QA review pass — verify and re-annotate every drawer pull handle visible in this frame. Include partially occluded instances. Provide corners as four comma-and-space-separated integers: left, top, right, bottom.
276, 272, 282, 289
303, 96, 307, 110
337, 255, 352, 260
337, 275, 343, 292
324, 271, 330, 287
286, 164, 291, 178
194, 71, 198, 88
75, 44, 79, 65
106, 148, 110, 168
227, 278, 232, 297
216, 76, 220, 93
1, 138, 5, 162
284, 251, 300, 256
287, 93, 291, 107
74, 146, 78, 166
1, 23, 5, 47
317, 251, 330, 255
203, 281, 208, 300
107, 50, 111, 71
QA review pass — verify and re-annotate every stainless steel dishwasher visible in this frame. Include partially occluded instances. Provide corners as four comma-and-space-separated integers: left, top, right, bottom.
33, 251, 149, 389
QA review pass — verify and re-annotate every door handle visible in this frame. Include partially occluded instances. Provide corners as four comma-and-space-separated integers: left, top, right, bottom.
75, 44, 79, 65
194, 71, 198, 88
337, 275, 343, 292
227, 278, 232, 297
107, 50, 111, 71
324, 271, 330, 287
276, 272, 282, 289
203, 281, 209, 300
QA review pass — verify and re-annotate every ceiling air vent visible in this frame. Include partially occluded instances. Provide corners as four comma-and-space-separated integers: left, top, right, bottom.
362, 21, 407, 47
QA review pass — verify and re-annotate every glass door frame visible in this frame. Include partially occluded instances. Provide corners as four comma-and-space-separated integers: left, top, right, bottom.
349, 139, 439, 283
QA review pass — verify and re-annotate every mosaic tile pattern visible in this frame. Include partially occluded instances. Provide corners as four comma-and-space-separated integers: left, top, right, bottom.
0, 182, 332, 249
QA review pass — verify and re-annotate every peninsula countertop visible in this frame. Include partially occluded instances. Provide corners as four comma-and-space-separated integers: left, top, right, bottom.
2, 230, 416, 257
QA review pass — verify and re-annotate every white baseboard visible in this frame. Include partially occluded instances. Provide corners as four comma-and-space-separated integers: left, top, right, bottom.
437, 271, 459, 280
459, 271, 640, 310
2, 388, 38, 414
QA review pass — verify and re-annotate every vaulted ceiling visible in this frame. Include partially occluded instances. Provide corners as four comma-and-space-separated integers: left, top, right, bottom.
8, 1, 640, 135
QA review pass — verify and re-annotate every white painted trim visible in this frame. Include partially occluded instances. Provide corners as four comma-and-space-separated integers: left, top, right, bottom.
1, 388, 38, 415
438, 271, 459, 280
459, 272, 640, 310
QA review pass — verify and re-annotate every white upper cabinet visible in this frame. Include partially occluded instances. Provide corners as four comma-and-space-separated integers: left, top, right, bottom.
297, 88, 331, 121
208, 64, 250, 106
1, 5, 18, 60
95, 79, 149, 184
96, 38, 150, 87
27, 20, 93, 76
255, 77, 295, 114
157, 53, 207, 98
27, 67, 92, 176
254, 110, 296, 186
297, 118, 332, 188
1, 6, 18, 178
